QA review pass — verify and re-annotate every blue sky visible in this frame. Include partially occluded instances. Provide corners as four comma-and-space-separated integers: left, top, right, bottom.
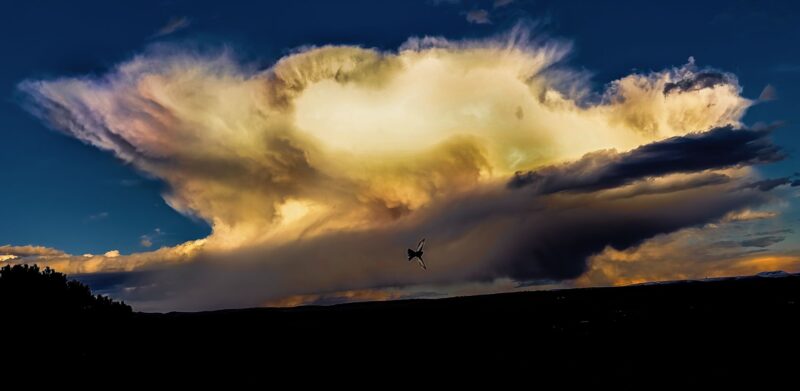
2, 0, 799, 310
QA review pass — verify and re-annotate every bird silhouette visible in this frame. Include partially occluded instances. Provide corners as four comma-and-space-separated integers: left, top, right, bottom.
407, 238, 427, 270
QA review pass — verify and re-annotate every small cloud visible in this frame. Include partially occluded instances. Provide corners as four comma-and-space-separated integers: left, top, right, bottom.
139, 228, 164, 248
119, 179, 142, 187
465, 9, 491, 24
88, 212, 109, 221
152, 16, 191, 38
759, 84, 777, 101
104, 250, 121, 258
494, 0, 514, 8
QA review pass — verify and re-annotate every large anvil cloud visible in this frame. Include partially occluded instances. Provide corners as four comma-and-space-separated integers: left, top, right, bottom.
12, 28, 785, 311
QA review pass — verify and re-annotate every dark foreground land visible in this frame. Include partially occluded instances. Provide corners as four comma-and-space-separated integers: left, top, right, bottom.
5, 265, 800, 381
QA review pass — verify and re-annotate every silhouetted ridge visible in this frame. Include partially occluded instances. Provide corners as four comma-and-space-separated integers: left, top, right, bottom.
0, 264, 131, 317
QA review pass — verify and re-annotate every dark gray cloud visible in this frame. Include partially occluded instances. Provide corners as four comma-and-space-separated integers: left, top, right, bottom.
740, 236, 785, 248
603, 172, 731, 199
103, 177, 770, 311
663, 72, 733, 95
509, 126, 783, 193
747, 228, 793, 237
491, 189, 765, 281
741, 177, 792, 192
64, 125, 786, 311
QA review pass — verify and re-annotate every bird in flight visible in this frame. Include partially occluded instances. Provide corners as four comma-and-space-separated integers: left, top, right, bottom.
407, 238, 427, 270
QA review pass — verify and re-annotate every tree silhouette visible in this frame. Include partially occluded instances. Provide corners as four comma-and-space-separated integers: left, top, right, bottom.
0, 264, 131, 317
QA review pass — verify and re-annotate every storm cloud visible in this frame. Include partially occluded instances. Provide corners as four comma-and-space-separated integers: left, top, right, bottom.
14, 26, 785, 311
741, 177, 795, 192
94, 179, 772, 311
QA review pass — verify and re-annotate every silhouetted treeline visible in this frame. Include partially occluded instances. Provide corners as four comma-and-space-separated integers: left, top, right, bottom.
0, 264, 131, 317
3, 263, 800, 384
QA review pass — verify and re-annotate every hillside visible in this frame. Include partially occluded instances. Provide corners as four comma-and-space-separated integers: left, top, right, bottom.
6, 268, 800, 380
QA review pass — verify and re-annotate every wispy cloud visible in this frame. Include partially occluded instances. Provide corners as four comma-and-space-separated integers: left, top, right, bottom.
740, 235, 785, 248
0, 244, 66, 259
465, 9, 491, 24
87, 211, 109, 221
759, 84, 777, 101
772, 64, 800, 73
152, 16, 191, 38
119, 179, 143, 187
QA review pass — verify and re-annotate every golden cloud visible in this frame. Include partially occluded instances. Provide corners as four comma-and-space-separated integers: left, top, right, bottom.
19, 28, 751, 254
14, 27, 782, 311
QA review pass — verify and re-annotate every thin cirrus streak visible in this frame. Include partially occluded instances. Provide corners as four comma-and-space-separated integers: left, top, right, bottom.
10, 26, 793, 311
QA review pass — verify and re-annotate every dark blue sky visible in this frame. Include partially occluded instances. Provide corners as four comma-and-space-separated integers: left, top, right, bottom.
2, 0, 798, 255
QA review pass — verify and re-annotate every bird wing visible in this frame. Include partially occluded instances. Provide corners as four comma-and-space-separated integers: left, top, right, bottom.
416, 238, 426, 252
416, 258, 427, 270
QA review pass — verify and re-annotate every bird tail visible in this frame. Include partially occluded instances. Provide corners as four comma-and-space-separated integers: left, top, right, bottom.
417, 257, 427, 270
